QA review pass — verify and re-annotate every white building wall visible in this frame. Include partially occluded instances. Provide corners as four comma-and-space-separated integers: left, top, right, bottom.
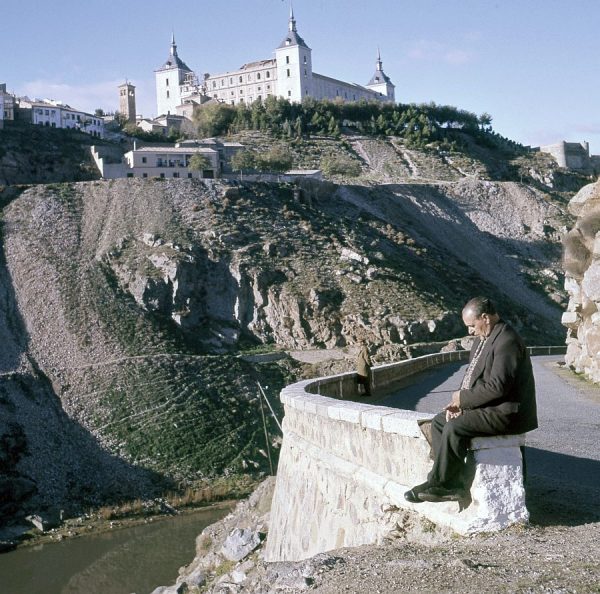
205, 61, 278, 105
366, 81, 395, 102
122, 148, 219, 179
156, 68, 185, 116
312, 74, 382, 103
275, 44, 312, 102
28, 103, 104, 137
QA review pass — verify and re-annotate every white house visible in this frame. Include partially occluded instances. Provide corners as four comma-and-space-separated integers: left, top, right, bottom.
155, 8, 395, 115
123, 145, 219, 179
92, 138, 244, 180
20, 98, 104, 137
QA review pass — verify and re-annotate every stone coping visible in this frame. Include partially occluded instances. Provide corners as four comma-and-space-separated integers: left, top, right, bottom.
281, 350, 467, 437
280, 347, 566, 438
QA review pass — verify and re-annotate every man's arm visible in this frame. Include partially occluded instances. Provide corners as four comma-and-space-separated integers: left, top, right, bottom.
458, 334, 523, 409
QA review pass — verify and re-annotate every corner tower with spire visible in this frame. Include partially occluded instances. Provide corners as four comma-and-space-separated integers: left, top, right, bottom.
366, 49, 395, 102
275, 5, 313, 102
154, 33, 193, 116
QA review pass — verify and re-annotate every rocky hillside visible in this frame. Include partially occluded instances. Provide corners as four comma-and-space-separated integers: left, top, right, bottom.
0, 121, 115, 185
562, 180, 600, 383
0, 128, 583, 524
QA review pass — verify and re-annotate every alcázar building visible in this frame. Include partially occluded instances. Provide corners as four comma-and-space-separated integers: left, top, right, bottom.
154, 8, 395, 118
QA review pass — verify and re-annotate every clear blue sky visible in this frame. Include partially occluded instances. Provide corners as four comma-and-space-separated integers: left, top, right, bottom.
2, 0, 599, 152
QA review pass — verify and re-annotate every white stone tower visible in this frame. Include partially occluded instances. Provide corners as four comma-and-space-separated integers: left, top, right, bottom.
155, 34, 192, 116
118, 81, 136, 123
275, 6, 313, 102
366, 49, 395, 102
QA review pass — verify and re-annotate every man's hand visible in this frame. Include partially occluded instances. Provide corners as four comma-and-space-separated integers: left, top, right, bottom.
444, 403, 462, 422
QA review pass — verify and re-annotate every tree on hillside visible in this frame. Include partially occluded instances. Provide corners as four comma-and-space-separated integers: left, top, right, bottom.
320, 154, 361, 177
193, 103, 235, 137
230, 149, 258, 174
479, 112, 493, 131
257, 145, 293, 172
188, 153, 212, 174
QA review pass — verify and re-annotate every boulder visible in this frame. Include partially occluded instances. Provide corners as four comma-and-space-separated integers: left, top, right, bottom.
220, 527, 262, 562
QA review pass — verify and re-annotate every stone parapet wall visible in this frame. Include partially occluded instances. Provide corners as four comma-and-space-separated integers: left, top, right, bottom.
265, 351, 536, 562
562, 180, 600, 383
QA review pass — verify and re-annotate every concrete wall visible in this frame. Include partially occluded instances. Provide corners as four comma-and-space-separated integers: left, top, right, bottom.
540, 141, 594, 173
90, 146, 127, 179
264, 349, 559, 562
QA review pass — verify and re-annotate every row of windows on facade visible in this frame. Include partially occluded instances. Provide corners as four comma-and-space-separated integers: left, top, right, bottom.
166, 83, 272, 100
163, 54, 307, 92
35, 120, 102, 135
140, 156, 215, 167
34, 108, 101, 125
166, 70, 273, 92
127, 171, 214, 179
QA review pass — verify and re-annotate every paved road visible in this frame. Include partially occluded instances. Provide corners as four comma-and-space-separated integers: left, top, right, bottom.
377, 356, 600, 525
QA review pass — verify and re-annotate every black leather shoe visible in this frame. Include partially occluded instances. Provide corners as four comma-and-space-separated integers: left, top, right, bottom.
417, 486, 463, 502
404, 482, 429, 503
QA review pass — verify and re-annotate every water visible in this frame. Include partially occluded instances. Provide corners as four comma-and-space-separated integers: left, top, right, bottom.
0, 505, 231, 594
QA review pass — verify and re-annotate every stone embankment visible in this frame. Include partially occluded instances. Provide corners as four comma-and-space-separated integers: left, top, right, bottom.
562, 180, 600, 383
265, 351, 536, 562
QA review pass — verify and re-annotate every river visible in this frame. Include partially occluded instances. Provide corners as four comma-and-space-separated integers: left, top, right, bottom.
0, 505, 232, 594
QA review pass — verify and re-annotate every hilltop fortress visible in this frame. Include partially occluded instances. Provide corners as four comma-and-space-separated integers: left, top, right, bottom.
155, 8, 395, 117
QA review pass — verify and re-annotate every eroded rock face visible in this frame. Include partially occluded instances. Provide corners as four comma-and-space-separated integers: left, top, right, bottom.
562, 181, 600, 383
106, 231, 465, 352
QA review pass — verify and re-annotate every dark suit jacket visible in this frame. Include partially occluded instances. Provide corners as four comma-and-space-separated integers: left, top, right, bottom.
459, 320, 538, 433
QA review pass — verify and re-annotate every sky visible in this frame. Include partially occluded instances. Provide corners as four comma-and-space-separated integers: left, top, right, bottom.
2, 0, 600, 152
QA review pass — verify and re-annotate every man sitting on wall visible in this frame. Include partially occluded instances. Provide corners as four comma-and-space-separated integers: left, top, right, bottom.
405, 296, 538, 503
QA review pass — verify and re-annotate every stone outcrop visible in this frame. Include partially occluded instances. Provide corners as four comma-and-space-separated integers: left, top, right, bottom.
562, 181, 600, 383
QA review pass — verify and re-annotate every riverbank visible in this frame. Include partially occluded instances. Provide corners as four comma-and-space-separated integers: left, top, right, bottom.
1, 474, 260, 552
0, 502, 234, 594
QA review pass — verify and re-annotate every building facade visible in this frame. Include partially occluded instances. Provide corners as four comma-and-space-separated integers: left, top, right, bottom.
123, 146, 219, 179
91, 138, 243, 179
20, 98, 104, 137
0, 84, 16, 129
155, 9, 395, 116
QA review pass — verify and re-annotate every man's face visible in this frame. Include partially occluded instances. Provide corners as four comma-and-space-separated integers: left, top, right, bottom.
462, 309, 488, 338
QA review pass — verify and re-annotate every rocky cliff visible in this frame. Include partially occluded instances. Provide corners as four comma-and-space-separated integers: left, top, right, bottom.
562, 180, 600, 383
0, 172, 573, 522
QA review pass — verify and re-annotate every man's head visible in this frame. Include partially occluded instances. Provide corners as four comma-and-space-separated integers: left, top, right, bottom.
462, 297, 499, 338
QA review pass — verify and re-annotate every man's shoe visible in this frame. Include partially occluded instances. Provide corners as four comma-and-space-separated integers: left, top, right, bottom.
403, 482, 430, 504
417, 486, 463, 503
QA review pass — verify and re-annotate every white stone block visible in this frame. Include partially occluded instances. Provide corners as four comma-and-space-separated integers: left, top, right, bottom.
561, 311, 580, 328
583, 261, 600, 302
471, 434, 525, 451
381, 411, 428, 437
360, 407, 396, 430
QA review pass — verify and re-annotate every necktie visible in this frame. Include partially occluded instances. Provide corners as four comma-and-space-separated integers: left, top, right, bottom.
460, 337, 487, 390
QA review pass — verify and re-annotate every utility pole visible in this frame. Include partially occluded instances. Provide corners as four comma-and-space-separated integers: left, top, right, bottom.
258, 391, 274, 475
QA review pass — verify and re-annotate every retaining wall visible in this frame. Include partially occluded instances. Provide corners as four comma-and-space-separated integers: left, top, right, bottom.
265, 347, 565, 562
